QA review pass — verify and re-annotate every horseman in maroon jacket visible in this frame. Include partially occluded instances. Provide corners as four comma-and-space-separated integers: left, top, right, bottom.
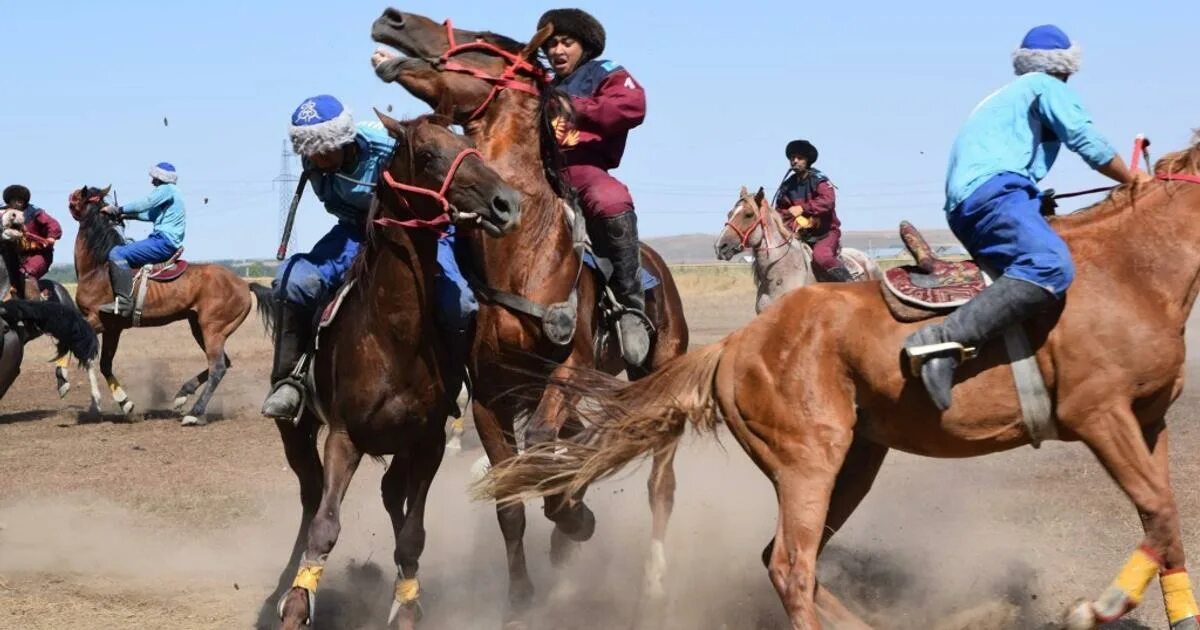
1, 185, 62, 301
539, 8, 652, 366
773, 140, 853, 282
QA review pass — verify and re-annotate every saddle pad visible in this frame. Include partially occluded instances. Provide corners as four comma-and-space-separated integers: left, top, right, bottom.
314, 279, 357, 349
581, 251, 661, 292
146, 260, 189, 282
882, 261, 987, 310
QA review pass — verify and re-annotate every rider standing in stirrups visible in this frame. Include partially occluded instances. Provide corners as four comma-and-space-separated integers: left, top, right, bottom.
99, 163, 187, 318
538, 8, 652, 366
261, 95, 476, 421
773, 140, 853, 282
904, 25, 1152, 410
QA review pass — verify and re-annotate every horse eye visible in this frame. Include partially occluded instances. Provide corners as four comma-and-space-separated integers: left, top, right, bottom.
418, 149, 437, 162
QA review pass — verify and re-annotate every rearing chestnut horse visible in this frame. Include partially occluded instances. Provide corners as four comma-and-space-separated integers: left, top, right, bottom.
67, 187, 257, 425
484, 138, 1200, 629
261, 114, 521, 630
372, 10, 689, 627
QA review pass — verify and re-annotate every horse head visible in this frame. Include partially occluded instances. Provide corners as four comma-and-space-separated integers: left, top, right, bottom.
371, 9, 552, 125
715, 186, 771, 260
67, 185, 112, 222
373, 111, 522, 237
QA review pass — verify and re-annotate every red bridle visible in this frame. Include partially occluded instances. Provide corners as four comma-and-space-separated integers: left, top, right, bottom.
435, 18, 547, 121
723, 197, 793, 252
374, 146, 484, 232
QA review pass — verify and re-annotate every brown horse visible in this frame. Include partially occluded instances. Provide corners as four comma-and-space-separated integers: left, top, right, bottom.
67, 187, 256, 425
262, 114, 521, 630
715, 186, 881, 313
483, 140, 1200, 628
372, 9, 690, 626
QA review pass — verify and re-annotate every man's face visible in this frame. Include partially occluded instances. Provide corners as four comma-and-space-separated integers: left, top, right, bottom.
6, 199, 26, 210
544, 34, 585, 77
310, 146, 346, 173
789, 155, 810, 175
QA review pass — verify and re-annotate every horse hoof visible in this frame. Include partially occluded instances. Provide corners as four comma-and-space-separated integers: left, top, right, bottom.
119, 400, 135, 416
172, 396, 189, 413
278, 587, 314, 625
1063, 599, 1097, 630
181, 415, 206, 427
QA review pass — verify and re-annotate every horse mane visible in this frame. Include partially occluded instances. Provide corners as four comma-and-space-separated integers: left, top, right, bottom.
76, 189, 126, 262
1053, 132, 1200, 230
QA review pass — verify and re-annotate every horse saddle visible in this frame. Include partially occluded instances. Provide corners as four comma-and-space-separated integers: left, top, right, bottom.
128, 248, 188, 326
136, 248, 189, 282
881, 221, 987, 321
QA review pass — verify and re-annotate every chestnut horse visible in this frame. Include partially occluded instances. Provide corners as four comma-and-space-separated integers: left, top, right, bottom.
66, 187, 257, 425
484, 139, 1200, 629
372, 9, 689, 626
261, 114, 521, 630
715, 186, 881, 313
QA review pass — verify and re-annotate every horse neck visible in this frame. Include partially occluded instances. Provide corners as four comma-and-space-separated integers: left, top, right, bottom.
752, 210, 816, 294
357, 221, 437, 317
73, 221, 105, 281
466, 94, 574, 291
1088, 184, 1200, 318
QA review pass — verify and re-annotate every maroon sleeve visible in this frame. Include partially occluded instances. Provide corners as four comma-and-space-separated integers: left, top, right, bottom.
802, 180, 836, 222
569, 69, 646, 135
38, 210, 63, 240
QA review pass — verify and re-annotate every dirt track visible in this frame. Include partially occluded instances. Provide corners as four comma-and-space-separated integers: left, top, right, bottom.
0, 278, 1194, 629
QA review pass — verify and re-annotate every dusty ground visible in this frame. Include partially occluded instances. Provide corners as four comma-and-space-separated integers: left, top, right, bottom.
1, 271, 1195, 629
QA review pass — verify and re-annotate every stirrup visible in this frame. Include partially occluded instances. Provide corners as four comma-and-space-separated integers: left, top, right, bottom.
902, 341, 978, 377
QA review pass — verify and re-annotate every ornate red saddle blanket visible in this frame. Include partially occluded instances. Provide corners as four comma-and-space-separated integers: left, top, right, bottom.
881, 221, 986, 311
137, 249, 189, 282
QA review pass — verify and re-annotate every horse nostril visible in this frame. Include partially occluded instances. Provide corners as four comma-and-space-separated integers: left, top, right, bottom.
491, 195, 512, 218
382, 7, 406, 25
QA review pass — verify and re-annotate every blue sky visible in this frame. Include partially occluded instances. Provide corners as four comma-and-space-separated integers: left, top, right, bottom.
3, 1, 1197, 261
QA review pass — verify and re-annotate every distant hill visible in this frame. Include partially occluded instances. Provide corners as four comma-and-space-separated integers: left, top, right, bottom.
645, 227, 962, 264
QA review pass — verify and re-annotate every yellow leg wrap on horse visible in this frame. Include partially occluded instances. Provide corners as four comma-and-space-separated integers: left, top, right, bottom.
108, 380, 123, 394
55, 355, 69, 368
1113, 546, 1163, 605
1162, 571, 1200, 625
292, 564, 324, 593
395, 578, 421, 605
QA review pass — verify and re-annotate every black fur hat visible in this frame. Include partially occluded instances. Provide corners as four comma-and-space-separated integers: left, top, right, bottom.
2, 185, 30, 206
538, 9, 606, 58
785, 140, 818, 165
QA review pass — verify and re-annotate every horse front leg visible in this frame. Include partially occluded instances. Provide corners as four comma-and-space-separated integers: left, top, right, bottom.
98, 326, 134, 416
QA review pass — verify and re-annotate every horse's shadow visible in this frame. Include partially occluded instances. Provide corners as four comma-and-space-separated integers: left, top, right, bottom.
0, 408, 57, 425
73, 407, 230, 425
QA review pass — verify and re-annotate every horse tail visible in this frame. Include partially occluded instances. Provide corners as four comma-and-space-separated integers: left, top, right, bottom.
477, 341, 727, 505
247, 282, 276, 337
0, 300, 98, 367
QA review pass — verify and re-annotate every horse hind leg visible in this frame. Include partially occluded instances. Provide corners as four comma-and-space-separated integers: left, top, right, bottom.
630, 440, 680, 630
182, 349, 229, 427
1065, 411, 1199, 629
383, 421, 447, 629
278, 429, 362, 630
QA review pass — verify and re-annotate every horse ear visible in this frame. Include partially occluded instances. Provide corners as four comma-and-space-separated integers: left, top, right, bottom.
100, 184, 112, 198
754, 187, 766, 205
521, 24, 555, 59
374, 108, 406, 139
739, 185, 748, 197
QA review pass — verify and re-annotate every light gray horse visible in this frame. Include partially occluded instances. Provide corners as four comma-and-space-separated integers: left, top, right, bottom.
715, 186, 881, 313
